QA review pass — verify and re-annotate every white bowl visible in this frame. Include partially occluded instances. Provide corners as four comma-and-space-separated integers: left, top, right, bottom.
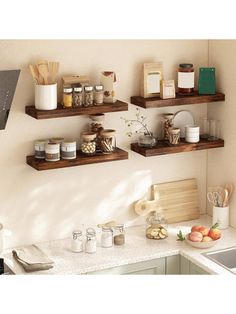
185, 233, 220, 249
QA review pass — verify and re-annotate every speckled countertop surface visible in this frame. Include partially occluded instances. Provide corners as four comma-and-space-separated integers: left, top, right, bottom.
3, 215, 236, 275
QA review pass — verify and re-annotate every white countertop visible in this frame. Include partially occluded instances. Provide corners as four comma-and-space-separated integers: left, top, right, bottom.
3, 215, 236, 275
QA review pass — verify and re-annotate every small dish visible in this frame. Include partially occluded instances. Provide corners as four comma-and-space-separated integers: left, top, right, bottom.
173, 110, 195, 138
185, 233, 220, 249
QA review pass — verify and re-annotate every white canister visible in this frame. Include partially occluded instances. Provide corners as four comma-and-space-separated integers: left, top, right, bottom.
0, 223, 3, 253
71, 230, 83, 253
212, 206, 229, 229
35, 83, 57, 110
85, 228, 96, 253
101, 71, 116, 103
185, 125, 200, 143
45, 143, 60, 161
34, 139, 48, 159
61, 141, 76, 160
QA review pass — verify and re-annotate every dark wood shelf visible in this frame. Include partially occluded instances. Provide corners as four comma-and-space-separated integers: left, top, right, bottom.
27, 148, 128, 171
130, 92, 225, 109
131, 138, 224, 157
25, 100, 128, 120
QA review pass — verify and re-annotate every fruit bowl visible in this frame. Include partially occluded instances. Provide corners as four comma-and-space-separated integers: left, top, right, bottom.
185, 233, 221, 249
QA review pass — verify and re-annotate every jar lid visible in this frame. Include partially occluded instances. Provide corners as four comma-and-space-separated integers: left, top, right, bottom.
73, 230, 82, 236
62, 140, 76, 146
86, 227, 96, 235
46, 142, 60, 148
84, 85, 93, 92
81, 132, 96, 141
179, 63, 193, 68
101, 129, 116, 137
73, 86, 83, 92
95, 85, 104, 91
102, 226, 112, 232
49, 138, 64, 143
115, 224, 124, 230
35, 139, 48, 145
64, 87, 73, 93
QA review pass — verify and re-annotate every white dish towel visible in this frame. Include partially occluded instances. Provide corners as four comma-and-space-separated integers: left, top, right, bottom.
12, 245, 54, 272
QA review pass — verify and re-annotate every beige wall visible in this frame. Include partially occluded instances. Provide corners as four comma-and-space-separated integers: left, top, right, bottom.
208, 40, 236, 226
0, 40, 208, 248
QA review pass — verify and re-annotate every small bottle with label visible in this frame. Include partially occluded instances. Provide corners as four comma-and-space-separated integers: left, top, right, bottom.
63, 86, 73, 108
73, 85, 83, 107
71, 230, 83, 253
84, 85, 94, 107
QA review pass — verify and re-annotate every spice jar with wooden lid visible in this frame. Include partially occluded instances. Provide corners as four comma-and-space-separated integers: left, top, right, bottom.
114, 224, 125, 246
73, 85, 83, 107
178, 63, 194, 95
100, 129, 116, 154
94, 85, 104, 105
84, 85, 94, 107
81, 132, 96, 155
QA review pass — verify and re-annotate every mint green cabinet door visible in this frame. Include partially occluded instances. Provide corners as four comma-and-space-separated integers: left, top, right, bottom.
189, 262, 209, 275
165, 255, 180, 274
180, 256, 209, 275
87, 258, 165, 275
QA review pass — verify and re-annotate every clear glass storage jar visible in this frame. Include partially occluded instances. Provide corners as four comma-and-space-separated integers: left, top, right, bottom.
71, 230, 83, 253
81, 132, 97, 155
84, 85, 94, 107
45, 143, 60, 161
101, 227, 113, 248
85, 228, 96, 253
94, 85, 104, 105
114, 224, 125, 246
146, 211, 168, 240
61, 141, 76, 160
63, 86, 73, 108
73, 85, 83, 107
34, 139, 48, 159
100, 129, 116, 154
138, 133, 156, 148
178, 63, 194, 95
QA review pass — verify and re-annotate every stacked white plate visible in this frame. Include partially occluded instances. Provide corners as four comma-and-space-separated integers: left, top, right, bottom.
185, 125, 200, 143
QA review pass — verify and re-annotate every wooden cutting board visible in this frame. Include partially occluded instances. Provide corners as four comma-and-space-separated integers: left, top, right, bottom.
134, 178, 200, 223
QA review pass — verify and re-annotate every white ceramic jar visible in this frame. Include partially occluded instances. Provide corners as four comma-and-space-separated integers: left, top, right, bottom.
61, 141, 76, 160
213, 206, 229, 229
35, 83, 57, 110
45, 143, 60, 161
185, 125, 200, 143
34, 139, 48, 159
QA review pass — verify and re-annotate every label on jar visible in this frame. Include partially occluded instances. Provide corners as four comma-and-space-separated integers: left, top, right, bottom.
178, 72, 194, 88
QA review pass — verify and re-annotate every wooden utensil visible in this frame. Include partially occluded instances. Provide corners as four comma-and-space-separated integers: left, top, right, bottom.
37, 63, 49, 85
222, 188, 229, 207
134, 178, 199, 223
48, 62, 59, 84
224, 183, 234, 202
29, 64, 39, 84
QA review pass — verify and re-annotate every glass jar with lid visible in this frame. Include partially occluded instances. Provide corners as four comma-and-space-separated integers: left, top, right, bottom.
162, 113, 174, 140
71, 230, 83, 253
114, 224, 125, 246
94, 85, 104, 105
85, 228, 96, 253
81, 132, 97, 155
146, 211, 168, 240
101, 227, 113, 248
63, 86, 73, 108
178, 63, 194, 95
100, 129, 116, 154
84, 85, 94, 107
73, 85, 83, 107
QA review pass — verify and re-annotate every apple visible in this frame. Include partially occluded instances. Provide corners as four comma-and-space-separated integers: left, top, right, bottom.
202, 236, 213, 242
191, 225, 209, 236
189, 231, 203, 242
208, 223, 221, 240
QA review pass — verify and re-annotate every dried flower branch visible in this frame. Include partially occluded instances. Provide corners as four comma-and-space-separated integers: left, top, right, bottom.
120, 108, 151, 137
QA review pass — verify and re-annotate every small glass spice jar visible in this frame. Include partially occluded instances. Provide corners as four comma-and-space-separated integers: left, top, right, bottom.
178, 63, 194, 95
71, 230, 83, 253
100, 129, 116, 154
85, 228, 97, 254
73, 85, 83, 107
114, 224, 125, 246
61, 141, 76, 160
146, 211, 168, 240
45, 143, 60, 161
84, 85, 94, 107
34, 139, 48, 159
94, 85, 104, 105
101, 227, 113, 248
81, 132, 97, 155
63, 86, 73, 108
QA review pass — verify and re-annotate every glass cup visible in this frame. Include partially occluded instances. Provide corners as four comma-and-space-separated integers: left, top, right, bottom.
200, 117, 210, 139
208, 120, 220, 141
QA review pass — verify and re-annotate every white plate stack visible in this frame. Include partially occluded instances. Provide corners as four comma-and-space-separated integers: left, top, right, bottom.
185, 125, 200, 143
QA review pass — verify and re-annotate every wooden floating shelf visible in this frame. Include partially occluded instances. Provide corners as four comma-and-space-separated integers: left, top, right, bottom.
27, 148, 128, 171
130, 92, 225, 109
131, 138, 224, 157
25, 100, 128, 120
